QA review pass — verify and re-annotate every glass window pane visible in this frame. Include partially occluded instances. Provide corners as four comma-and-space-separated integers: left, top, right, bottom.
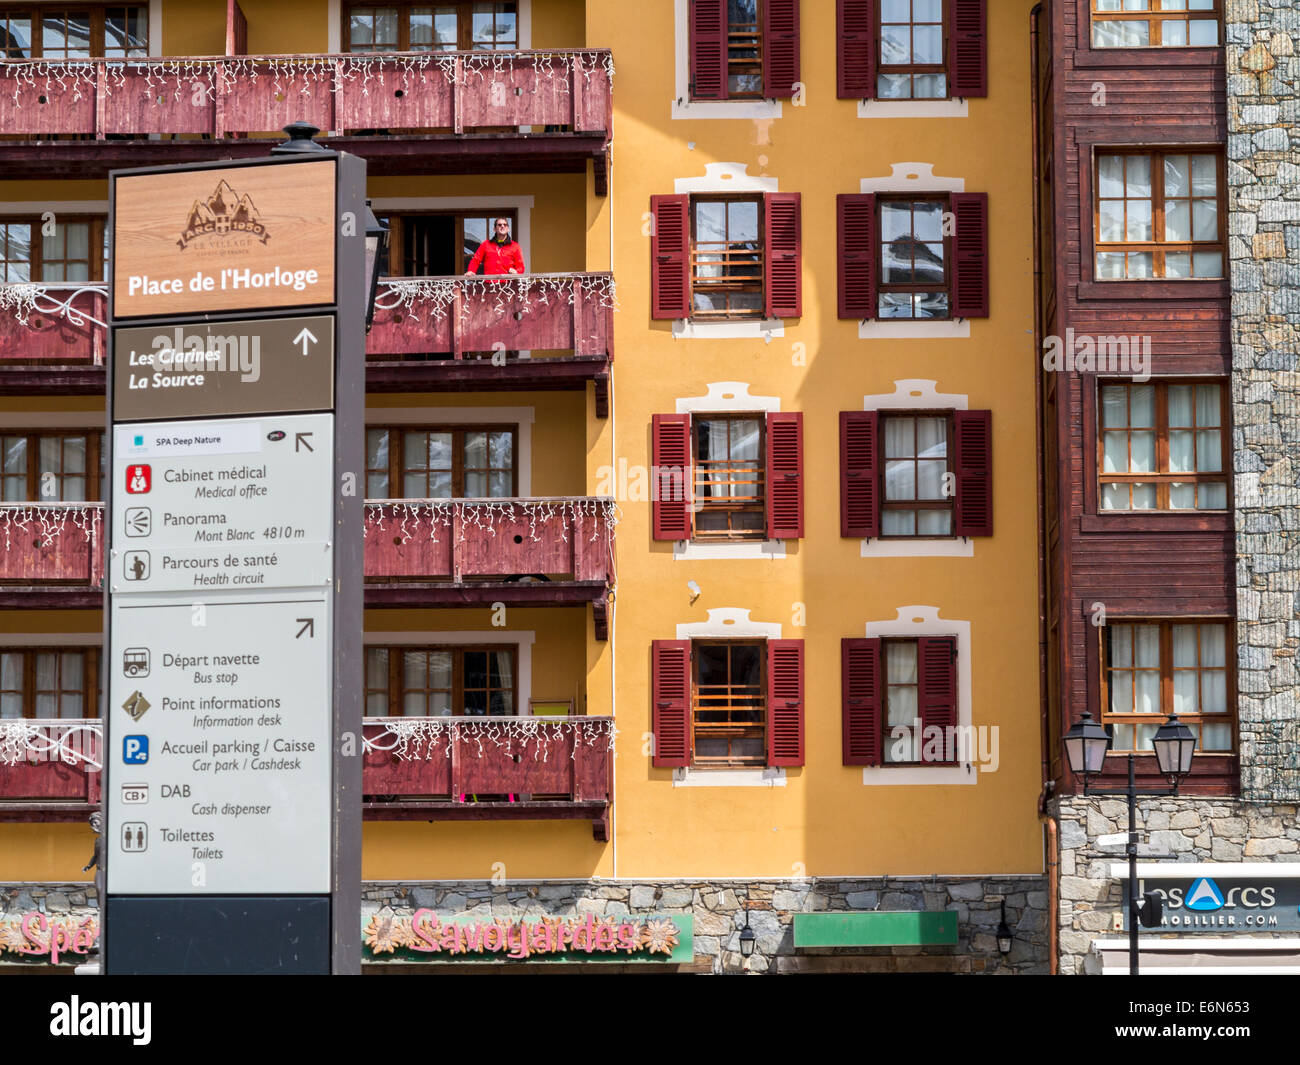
886, 642, 917, 684
881, 510, 915, 536
1169, 482, 1195, 509
913, 25, 942, 63
917, 509, 952, 535
913, 73, 946, 98
1168, 429, 1194, 472
1196, 429, 1222, 472
1110, 671, 1133, 713
1163, 19, 1188, 46
1195, 384, 1221, 426
1173, 670, 1198, 713
1188, 19, 1217, 45
1192, 251, 1223, 277
1127, 251, 1154, 277
1098, 156, 1125, 198
1199, 721, 1231, 750
885, 460, 916, 501
1110, 625, 1133, 667
1131, 483, 1157, 509
1164, 155, 1190, 197
1100, 386, 1128, 428
1134, 671, 1160, 713
1099, 201, 1125, 243
1164, 200, 1190, 241
1191, 157, 1218, 196
1125, 156, 1152, 198
1130, 431, 1155, 473
1102, 483, 1129, 510
728, 200, 759, 243
1167, 385, 1193, 426
1200, 625, 1225, 667
1096, 252, 1125, 279
884, 418, 914, 459
1198, 482, 1227, 509
366, 648, 388, 689
1165, 252, 1192, 278
877, 73, 910, 99
1135, 625, 1160, 666
1192, 199, 1218, 242
1172, 624, 1198, 666
1126, 200, 1153, 241
880, 24, 910, 64
1202, 671, 1227, 714
917, 460, 945, 499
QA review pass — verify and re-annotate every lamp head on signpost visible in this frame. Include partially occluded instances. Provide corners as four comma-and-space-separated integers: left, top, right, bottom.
272, 122, 328, 154
363, 201, 389, 331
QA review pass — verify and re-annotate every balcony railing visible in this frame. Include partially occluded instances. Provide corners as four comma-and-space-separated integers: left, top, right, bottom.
0, 500, 615, 624
0, 716, 611, 837
363, 715, 614, 839
0, 719, 101, 819
0, 277, 613, 409
0, 50, 612, 138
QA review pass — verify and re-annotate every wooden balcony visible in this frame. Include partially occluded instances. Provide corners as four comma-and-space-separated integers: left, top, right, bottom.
362, 716, 614, 839
0, 500, 615, 629
0, 719, 101, 821
0, 50, 612, 190
0, 275, 613, 411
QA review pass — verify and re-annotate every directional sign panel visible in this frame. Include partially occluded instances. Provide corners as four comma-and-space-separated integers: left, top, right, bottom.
113, 315, 335, 421
106, 589, 332, 895
111, 413, 333, 593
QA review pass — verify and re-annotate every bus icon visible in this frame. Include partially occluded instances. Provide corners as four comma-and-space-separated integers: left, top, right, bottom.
123, 647, 150, 677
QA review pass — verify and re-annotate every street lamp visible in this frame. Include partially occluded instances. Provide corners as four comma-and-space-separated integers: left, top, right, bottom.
363, 200, 389, 332
1063, 713, 1196, 975
995, 901, 1013, 956
738, 911, 756, 958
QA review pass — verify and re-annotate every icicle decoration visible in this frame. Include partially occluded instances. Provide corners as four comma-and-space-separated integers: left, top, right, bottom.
0, 503, 102, 554
373, 274, 618, 327
0, 282, 107, 336
363, 498, 619, 549
0, 720, 102, 770
363, 716, 616, 763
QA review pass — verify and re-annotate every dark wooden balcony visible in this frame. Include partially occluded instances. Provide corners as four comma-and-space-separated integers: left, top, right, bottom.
0, 499, 615, 630
362, 716, 613, 839
0, 719, 101, 821
0, 50, 612, 190
0, 275, 613, 411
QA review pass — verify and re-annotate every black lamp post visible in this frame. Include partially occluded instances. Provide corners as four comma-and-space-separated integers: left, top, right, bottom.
995, 900, 1013, 956
1062, 712, 1196, 975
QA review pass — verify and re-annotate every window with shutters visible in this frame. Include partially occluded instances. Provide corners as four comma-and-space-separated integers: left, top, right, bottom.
842, 634, 958, 766
1101, 621, 1234, 754
838, 0, 985, 101
879, 196, 949, 319
693, 415, 765, 539
344, 2, 518, 52
1098, 380, 1228, 512
693, 640, 765, 766
0, 5, 146, 58
0, 648, 100, 719
365, 425, 517, 499
1094, 150, 1225, 280
0, 432, 104, 502
691, 196, 764, 319
1090, 0, 1220, 48
882, 413, 953, 536
364, 645, 517, 716
687, 0, 799, 103
0, 216, 107, 283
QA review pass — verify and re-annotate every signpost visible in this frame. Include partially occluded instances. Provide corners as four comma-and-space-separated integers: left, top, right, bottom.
103, 149, 366, 975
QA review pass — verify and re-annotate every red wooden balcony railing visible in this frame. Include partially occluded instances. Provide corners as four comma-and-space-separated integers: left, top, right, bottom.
0, 719, 101, 820
362, 715, 613, 839
0, 50, 612, 140
0, 276, 613, 409
0, 500, 615, 624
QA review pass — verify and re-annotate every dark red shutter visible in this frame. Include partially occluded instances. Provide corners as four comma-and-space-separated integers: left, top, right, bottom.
840, 410, 879, 538
842, 638, 882, 766
764, 192, 801, 319
837, 193, 877, 319
762, 0, 800, 98
765, 412, 803, 540
949, 0, 988, 98
650, 194, 690, 320
950, 192, 989, 319
954, 409, 993, 537
652, 414, 692, 541
837, 0, 876, 98
689, 0, 728, 100
917, 636, 958, 764
767, 639, 804, 767
652, 640, 692, 768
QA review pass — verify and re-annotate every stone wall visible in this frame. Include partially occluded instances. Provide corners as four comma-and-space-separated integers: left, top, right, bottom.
1054, 797, 1300, 974
1227, 0, 1300, 800
361, 877, 1049, 974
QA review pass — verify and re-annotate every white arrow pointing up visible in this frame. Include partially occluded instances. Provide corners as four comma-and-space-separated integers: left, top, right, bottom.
293, 328, 317, 355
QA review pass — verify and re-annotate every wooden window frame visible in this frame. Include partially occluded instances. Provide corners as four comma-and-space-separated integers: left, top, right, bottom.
691, 413, 766, 541
0, 4, 148, 58
691, 638, 766, 768
1096, 378, 1230, 513
0, 215, 106, 284
689, 194, 765, 321
1099, 619, 1236, 755
877, 193, 952, 320
877, 0, 950, 101
366, 424, 518, 500
343, 1, 519, 53
0, 430, 103, 502
382, 209, 519, 278
1093, 148, 1226, 281
364, 644, 519, 718
1088, 0, 1222, 50
0, 647, 100, 720
878, 410, 955, 539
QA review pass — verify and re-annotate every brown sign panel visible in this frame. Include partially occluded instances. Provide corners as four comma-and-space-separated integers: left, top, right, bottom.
112, 158, 336, 318
112, 315, 335, 421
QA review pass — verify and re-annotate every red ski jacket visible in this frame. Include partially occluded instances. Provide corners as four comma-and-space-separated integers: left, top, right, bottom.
467, 238, 525, 276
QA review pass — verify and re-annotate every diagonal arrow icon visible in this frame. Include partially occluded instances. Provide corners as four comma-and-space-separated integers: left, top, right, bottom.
295, 618, 315, 639
295, 432, 314, 453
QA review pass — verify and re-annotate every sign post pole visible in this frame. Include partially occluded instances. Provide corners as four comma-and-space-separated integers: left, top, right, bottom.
101, 150, 365, 974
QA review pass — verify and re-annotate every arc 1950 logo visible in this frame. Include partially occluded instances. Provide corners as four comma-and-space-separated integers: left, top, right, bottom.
178, 179, 269, 250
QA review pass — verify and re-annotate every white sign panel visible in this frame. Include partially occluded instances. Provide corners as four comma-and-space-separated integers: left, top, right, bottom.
106, 590, 332, 894
111, 413, 333, 593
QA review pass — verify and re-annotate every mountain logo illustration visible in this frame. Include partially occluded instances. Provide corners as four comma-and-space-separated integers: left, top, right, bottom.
1184, 877, 1225, 911
178, 179, 270, 249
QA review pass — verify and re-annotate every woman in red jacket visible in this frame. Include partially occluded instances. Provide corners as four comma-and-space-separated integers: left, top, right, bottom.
466, 218, 525, 276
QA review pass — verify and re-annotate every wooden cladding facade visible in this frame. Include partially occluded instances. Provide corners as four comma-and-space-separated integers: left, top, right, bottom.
1033, 0, 1235, 794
